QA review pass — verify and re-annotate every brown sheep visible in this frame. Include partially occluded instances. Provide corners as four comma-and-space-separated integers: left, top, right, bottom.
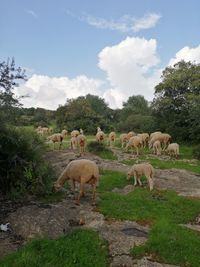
52, 159, 99, 205
166, 143, 179, 158
127, 131, 136, 140
152, 140, 162, 156
138, 133, 150, 147
77, 134, 87, 155
120, 133, 129, 148
108, 131, 116, 147
127, 163, 154, 191
149, 133, 171, 150
96, 131, 105, 143
126, 136, 143, 156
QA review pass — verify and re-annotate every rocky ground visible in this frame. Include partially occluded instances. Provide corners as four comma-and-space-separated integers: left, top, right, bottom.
1, 148, 200, 267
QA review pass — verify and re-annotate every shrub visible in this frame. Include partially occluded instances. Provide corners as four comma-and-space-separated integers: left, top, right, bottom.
87, 141, 117, 160
192, 145, 200, 160
0, 125, 55, 197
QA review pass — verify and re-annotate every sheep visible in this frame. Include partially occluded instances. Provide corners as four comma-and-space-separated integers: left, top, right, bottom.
71, 130, 80, 138
96, 130, 105, 143
149, 133, 171, 150
36, 126, 49, 136
97, 127, 101, 132
127, 131, 136, 140
61, 129, 68, 137
120, 133, 129, 148
48, 133, 64, 149
127, 163, 154, 191
150, 131, 162, 140
138, 133, 150, 147
77, 134, 87, 155
166, 143, 179, 158
70, 136, 78, 150
80, 128, 84, 135
52, 159, 99, 205
152, 140, 162, 156
126, 136, 143, 156
108, 131, 116, 147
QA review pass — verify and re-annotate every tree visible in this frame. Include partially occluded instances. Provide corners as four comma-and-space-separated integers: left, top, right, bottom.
152, 60, 200, 142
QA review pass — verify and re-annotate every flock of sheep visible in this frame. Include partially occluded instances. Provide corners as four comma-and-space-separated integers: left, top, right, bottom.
37, 126, 180, 205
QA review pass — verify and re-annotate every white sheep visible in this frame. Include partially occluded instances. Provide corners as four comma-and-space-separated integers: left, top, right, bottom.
108, 131, 116, 147
126, 136, 143, 156
70, 136, 78, 150
127, 163, 154, 191
127, 131, 136, 140
77, 134, 87, 155
48, 133, 64, 149
97, 127, 101, 132
52, 159, 99, 205
80, 128, 84, 135
138, 133, 150, 147
149, 133, 171, 150
61, 129, 68, 137
96, 130, 105, 143
152, 140, 162, 156
150, 131, 162, 140
120, 133, 129, 148
166, 143, 179, 158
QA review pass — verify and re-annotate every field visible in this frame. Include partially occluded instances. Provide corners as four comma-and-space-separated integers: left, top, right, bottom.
1, 135, 200, 267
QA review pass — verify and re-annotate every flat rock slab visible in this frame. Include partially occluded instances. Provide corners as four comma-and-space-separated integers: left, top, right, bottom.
133, 258, 179, 267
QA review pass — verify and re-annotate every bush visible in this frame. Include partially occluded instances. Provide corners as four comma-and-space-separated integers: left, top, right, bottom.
192, 145, 200, 160
87, 141, 117, 160
0, 125, 55, 197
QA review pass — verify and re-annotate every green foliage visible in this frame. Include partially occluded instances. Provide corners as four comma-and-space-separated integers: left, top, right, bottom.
152, 60, 200, 143
192, 144, 200, 160
0, 229, 109, 267
87, 141, 117, 160
0, 126, 55, 197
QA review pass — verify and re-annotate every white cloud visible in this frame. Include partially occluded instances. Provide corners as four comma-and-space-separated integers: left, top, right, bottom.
169, 44, 200, 66
26, 9, 38, 19
15, 74, 103, 110
98, 37, 161, 107
83, 13, 161, 33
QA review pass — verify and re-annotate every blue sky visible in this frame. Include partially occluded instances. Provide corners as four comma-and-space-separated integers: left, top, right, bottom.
1, 0, 200, 109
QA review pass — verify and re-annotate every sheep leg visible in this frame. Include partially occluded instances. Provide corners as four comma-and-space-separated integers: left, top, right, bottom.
134, 175, 138, 186
91, 183, 96, 205
148, 177, 154, 191
138, 178, 142, 186
75, 182, 84, 205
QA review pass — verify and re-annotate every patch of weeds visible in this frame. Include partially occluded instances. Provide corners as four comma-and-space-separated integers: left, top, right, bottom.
87, 141, 117, 160
0, 229, 109, 267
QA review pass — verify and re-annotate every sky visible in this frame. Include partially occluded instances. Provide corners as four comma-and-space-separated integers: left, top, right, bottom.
1, 0, 200, 110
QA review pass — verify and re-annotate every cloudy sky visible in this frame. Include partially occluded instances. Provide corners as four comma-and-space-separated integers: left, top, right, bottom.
1, 0, 200, 110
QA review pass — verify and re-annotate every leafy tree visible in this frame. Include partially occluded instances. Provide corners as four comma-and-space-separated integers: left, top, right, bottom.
152, 60, 200, 142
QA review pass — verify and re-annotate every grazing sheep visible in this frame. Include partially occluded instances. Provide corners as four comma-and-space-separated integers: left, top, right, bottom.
138, 133, 150, 147
152, 140, 162, 156
70, 136, 78, 150
120, 133, 129, 148
127, 163, 154, 191
166, 143, 179, 158
127, 131, 136, 140
108, 131, 116, 147
96, 131, 105, 143
149, 133, 171, 150
77, 134, 87, 155
71, 130, 80, 138
126, 136, 143, 156
52, 159, 99, 205
150, 131, 162, 140
48, 133, 64, 149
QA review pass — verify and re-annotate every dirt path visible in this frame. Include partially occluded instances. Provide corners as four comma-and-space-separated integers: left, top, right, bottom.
1, 149, 200, 266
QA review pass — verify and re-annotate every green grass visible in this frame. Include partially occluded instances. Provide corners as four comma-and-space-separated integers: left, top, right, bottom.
0, 229, 109, 267
97, 170, 200, 267
87, 141, 117, 160
121, 158, 200, 174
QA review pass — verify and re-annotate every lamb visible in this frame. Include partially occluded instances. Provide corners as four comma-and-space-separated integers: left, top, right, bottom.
120, 133, 129, 148
77, 134, 87, 155
96, 130, 105, 143
48, 133, 64, 149
71, 130, 80, 138
52, 159, 99, 205
152, 140, 162, 156
166, 143, 179, 158
108, 131, 116, 147
126, 136, 143, 156
127, 163, 154, 191
70, 136, 78, 150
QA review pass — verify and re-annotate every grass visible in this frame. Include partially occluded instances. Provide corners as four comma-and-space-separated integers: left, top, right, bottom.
0, 229, 109, 267
97, 170, 200, 267
87, 141, 117, 160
